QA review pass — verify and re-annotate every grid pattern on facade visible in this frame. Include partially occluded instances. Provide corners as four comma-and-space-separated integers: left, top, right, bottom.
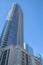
0, 49, 10, 65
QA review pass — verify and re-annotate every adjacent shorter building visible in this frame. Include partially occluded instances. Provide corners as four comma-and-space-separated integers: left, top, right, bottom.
0, 45, 41, 65
35, 53, 43, 65
24, 42, 34, 55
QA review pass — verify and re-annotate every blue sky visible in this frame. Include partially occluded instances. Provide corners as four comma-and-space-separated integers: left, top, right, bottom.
0, 0, 43, 56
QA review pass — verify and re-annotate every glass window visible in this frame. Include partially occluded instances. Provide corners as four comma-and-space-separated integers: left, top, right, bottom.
1, 50, 7, 65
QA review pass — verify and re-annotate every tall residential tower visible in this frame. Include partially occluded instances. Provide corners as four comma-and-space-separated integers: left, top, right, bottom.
1, 3, 23, 47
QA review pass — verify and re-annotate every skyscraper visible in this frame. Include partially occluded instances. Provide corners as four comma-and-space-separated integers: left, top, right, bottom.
1, 3, 23, 47
0, 3, 42, 65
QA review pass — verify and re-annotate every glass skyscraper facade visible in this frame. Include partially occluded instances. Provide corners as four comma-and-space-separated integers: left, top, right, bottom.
1, 3, 23, 47
0, 3, 42, 65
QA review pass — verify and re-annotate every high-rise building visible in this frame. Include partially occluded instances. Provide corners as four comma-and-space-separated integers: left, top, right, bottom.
0, 3, 42, 65
1, 3, 23, 48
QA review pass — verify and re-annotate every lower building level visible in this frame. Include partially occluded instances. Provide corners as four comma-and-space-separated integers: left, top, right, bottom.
0, 45, 41, 65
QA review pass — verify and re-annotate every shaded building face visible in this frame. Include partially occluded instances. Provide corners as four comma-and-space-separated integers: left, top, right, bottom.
0, 49, 10, 65
1, 4, 23, 47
